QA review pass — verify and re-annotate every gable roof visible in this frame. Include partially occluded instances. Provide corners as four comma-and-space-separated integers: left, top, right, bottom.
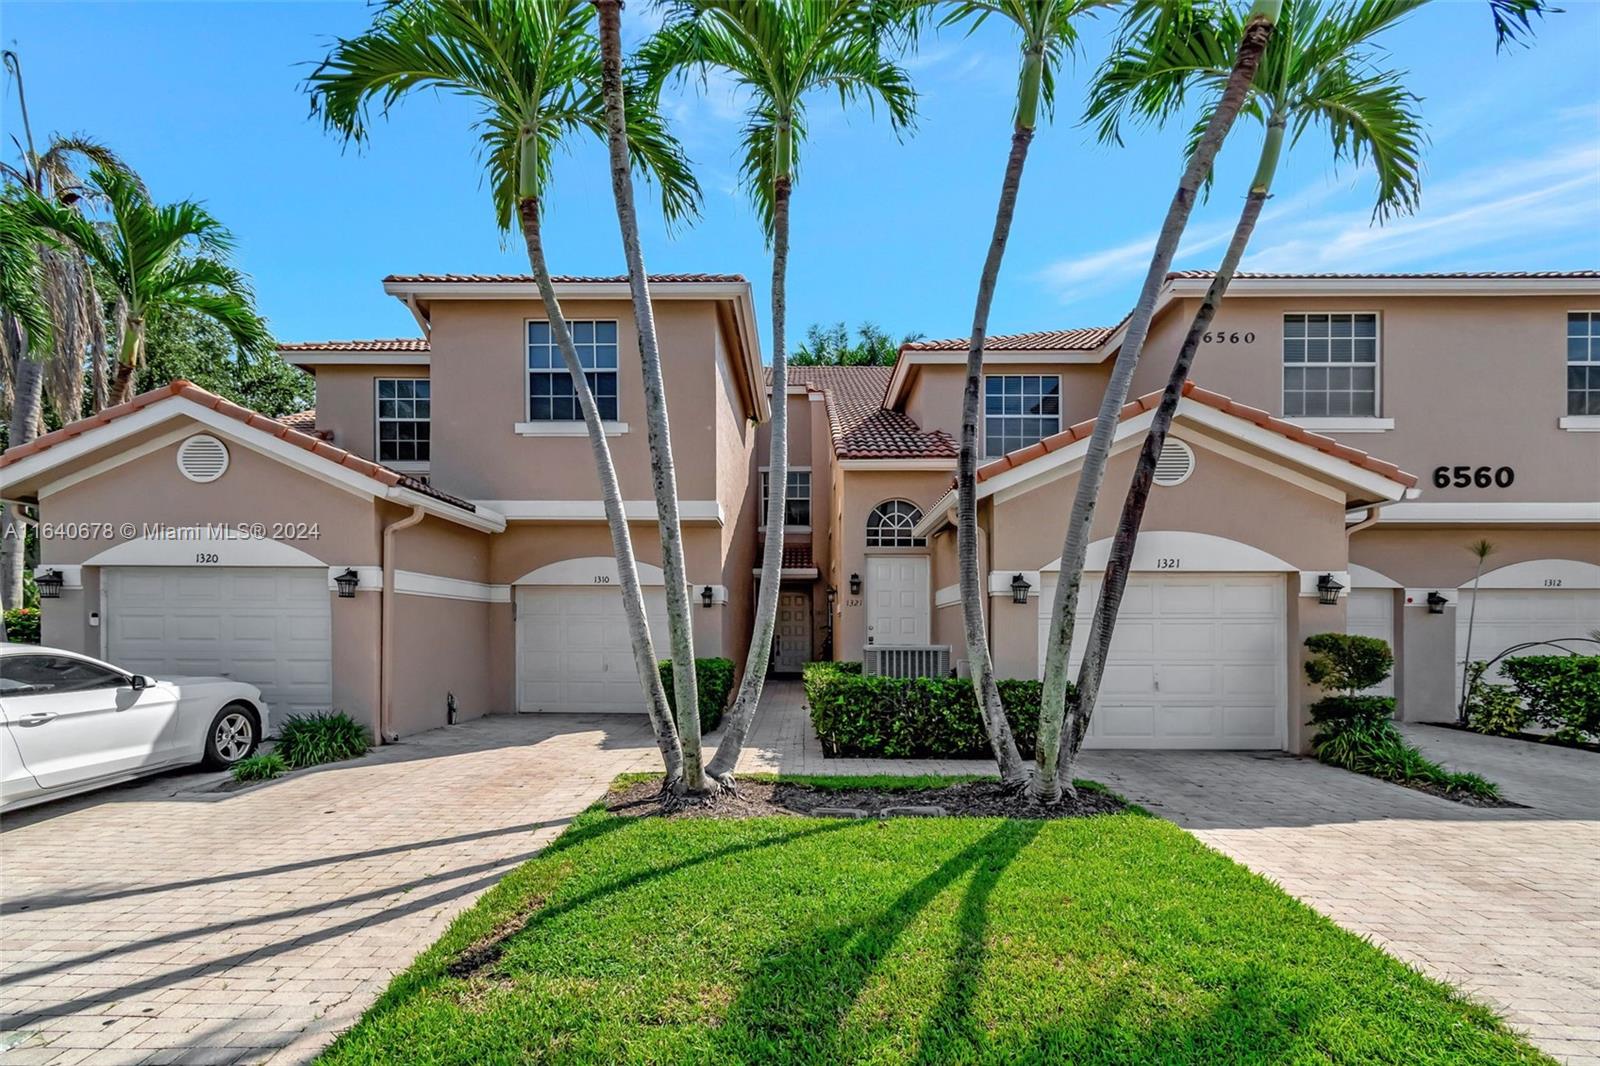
900, 327, 1116, 353
276, 408, 322, 436
782, 364, 957, 461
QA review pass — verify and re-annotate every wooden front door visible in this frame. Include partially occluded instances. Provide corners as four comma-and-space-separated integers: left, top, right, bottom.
773, 589, 812, 673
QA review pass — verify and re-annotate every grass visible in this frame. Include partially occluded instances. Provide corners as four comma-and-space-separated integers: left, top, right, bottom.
320, 776, 1549, 1066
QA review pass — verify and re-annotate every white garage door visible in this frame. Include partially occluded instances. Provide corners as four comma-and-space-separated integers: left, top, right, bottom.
1346, 588, 1396, 698
1456, 588, 1600, 695
104, 567, 333, 722
515, 585, 669, 713
1038, 573, 1286, 749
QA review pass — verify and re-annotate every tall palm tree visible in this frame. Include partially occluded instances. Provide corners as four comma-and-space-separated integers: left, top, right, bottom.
939, 0, 1117, 788
592, 0, 705, 791
1457, 537, 1496, 720
1031, 0, 1283, 802
643, 0, 916, 789
1064, 0, 1426, 780
305, 0, 700, 788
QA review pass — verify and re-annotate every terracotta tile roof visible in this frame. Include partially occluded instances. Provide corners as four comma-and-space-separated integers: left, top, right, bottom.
276, 338, 430, 352
900, 327, 1115, 352
1167, 269, 1600, 281
781, 364, 957, 460
973, 380, 1416, 488
781, 543, 814, 570
276, 409, 317, 431
0, 381, 478, 512
383, 273, 746, 284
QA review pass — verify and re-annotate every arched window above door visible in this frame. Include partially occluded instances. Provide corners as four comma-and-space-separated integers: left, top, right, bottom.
866, 500, 926, 548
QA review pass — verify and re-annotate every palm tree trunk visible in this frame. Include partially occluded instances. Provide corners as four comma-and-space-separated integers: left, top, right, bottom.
594, 0, 704, 792
708, 124, 793, 783
1458, 543, 1494, 722
1031, 0, 1281, 801
88, 288, 110, 414
1064, 115, 1285, 776
956, 117, 1037, 788
110, 316, 143, 405
3, 350, 44, 612
518, 190, 686, 788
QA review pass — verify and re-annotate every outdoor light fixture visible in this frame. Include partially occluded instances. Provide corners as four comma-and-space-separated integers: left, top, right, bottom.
1316, 572, 1344, 606
1011, 573, 1031, 605
849, 572, 861, 596
334, 568, 360, 599
36, 569, 64, 599
701, 584, 715, 608
1427, 591, 1448, 614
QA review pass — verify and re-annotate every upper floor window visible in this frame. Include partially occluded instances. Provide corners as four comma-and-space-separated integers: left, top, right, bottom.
866, 499, 926, 548
984, 374, 1060, 457
376, 378, 430, 464
1282, 312, 1378, 417
528, 320, 618, 422
761, 468, 811, 527
1568, 312, 1600, 416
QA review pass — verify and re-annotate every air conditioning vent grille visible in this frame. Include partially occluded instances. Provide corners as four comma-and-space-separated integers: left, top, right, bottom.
177, 434, 230, 483
1153, 438, 1194, 487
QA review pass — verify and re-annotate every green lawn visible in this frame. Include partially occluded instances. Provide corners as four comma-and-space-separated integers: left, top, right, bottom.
321, 780, 1548, 1065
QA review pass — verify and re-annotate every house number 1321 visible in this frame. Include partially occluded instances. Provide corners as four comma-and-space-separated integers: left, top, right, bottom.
1155, 557, 1181, 570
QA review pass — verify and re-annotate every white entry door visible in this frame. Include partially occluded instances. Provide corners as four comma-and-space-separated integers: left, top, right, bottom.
866, 555, 929, 646
1345, 588, 1396, 698
1456, 587, 1600, 696
104, 567, 333, 722
1038, 572, 1285, 749
774, 589, 812, 673
515, 585, 669, 713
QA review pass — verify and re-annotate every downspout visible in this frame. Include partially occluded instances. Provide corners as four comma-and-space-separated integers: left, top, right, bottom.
1345, 505, 1381, 539
378, 504, 425, 744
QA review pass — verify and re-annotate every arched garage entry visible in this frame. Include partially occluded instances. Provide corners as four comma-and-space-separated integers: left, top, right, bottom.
1457, 559, 1600, 696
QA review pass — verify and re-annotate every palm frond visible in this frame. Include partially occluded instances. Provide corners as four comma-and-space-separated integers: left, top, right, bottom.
1488, 0, 1552, 50
0, 197, 55, 356
1295, 62, 1424, 220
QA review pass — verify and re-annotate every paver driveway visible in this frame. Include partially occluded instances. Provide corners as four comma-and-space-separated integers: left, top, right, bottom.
1, 714, 659, 1064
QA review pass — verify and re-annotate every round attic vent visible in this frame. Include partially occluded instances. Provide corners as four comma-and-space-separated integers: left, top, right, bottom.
177, 434, 230, 483
1152, 437, 1194, 487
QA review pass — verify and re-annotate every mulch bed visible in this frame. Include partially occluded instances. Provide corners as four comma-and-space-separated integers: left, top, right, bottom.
1391, 779, 1522, 808
607, 777, 1126, 820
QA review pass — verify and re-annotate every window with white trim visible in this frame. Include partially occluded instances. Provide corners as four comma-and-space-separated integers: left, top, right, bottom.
866, 499, 925, 548
527, 320, 618, 421
376, 378, 430, 463
1282, 312, 1378, 417
761, 468, 811, 527
983, 374, 1060, 457
1568, 312, 1600, 416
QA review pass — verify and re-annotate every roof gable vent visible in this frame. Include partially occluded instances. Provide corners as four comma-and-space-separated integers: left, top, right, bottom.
177, 434, 230, 483
1153, 437, 1195, 487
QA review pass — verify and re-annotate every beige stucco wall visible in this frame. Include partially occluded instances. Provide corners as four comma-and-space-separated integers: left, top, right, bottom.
387, 593, 495, 736
900, 361, 1114, 448
309, 363, 428, 463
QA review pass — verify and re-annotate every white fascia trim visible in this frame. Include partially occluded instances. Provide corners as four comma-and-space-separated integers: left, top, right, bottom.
884, 350, 1101, 407
514, 421, 629, 437
913, 491, 956, 538
837, 458, 956, 471
1168, 276, 1600, 297
982, 410, 1155, 503
280, 353, 430, 368
388, 488, 505, 533
1376, 501, 1600, 524
1179, 403, 1411, 503
477, 499, 726, 524
1558, 415, 1600, 432
1287, 417, 1395, 433
934, 583, 961, 608
393, 569, 510, 602
329, 565, 384, 592
989, 570, 1041, 597
1298, 571, 1353, 598
37, 425, 197, 499
1179, 427, 1346, 503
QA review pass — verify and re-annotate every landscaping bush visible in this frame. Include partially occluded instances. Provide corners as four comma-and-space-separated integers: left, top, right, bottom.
659, 657, 735, 733
804, 661, 1049, 758
1303, 632, 1393, 694
231, 751, 287, 783
1461, 663, 1528, 737
275, 711, 372, 769
1499, 655, 1600, 743
3, 606, 40, 644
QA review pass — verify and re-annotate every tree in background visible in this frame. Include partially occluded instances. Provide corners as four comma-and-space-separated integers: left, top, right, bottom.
790, 321, 921, 366
134, 304, 310, 418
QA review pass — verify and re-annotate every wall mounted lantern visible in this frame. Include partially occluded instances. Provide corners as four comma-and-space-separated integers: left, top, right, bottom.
1010, 573, 1032, 605
36, 569, 64, 599
1426, 591, 1448, 614
1315, 572, 1344, 606
849, 572, 861, 596
334, 568, 360, 599
701, 584, 715, 608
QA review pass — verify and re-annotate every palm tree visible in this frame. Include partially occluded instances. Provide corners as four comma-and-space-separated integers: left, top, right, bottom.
1457, 537, 1497, 721
305, 0, 700, 788
1065, 0, 1426, 780
592, 0, 704, 790
1031, 0, 1284, 802
937, 0, 1117, 787
643, 0, 916, 789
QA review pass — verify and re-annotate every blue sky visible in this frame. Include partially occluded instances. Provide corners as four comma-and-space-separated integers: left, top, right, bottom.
3, 1, 1597, 358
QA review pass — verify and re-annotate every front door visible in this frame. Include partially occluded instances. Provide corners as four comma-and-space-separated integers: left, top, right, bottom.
866, 555, 930, 646
774, 589, 812, 673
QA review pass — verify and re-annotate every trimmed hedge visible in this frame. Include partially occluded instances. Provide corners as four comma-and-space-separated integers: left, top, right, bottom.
276, 711, 372, 769
659, 657, 735, 733
1500, 655, 1600, 743
804, 661, 1051, 759
3, 607, 41, 644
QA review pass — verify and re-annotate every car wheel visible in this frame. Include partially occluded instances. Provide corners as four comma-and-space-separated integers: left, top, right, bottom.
204, 703, 260, 769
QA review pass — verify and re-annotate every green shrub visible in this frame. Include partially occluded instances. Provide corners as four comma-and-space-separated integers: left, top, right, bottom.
3, 606, 40, 644
1303, 632, 1393, 693
659, 657, 735, 733
231, 751, 287, 783
1499, 655, 1600, 743
276, 711, 372, 769
804, 661, 1048, 759
1462, 666, 1528, 738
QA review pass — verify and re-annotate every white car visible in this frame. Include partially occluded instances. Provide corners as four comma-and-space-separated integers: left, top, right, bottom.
0, 644, 269, 813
